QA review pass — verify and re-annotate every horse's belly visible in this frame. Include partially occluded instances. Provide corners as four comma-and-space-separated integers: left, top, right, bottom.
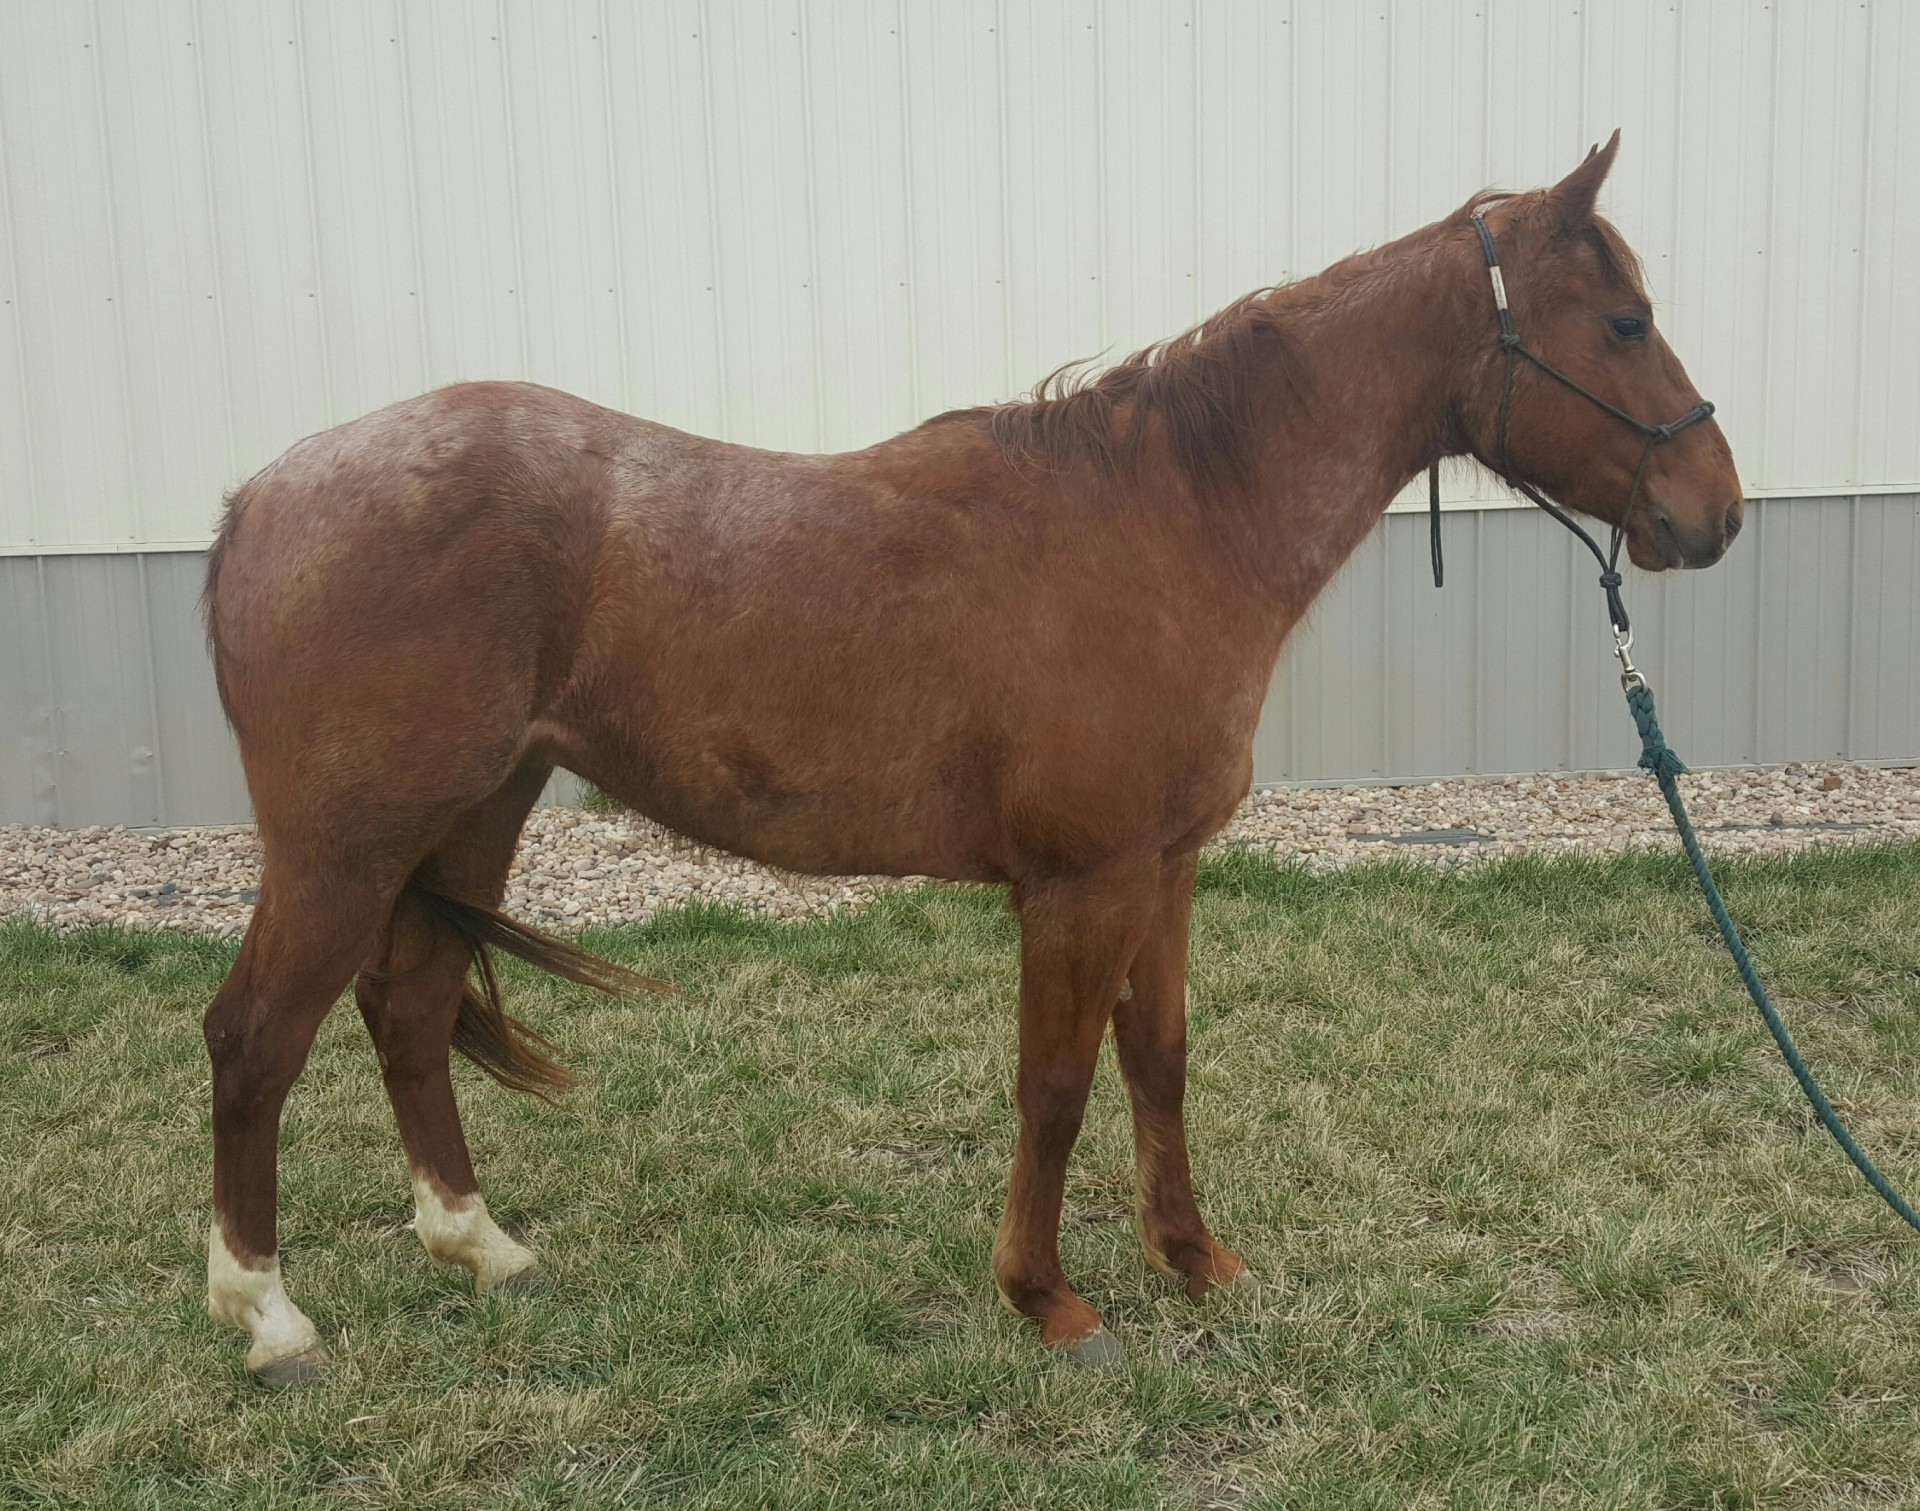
536, 719, 1009, 882
542, 592, 1261, 882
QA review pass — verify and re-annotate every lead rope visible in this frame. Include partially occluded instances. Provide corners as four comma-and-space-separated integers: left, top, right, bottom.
1619, 661, 1920, 1233
1431, 214, 1920, 1233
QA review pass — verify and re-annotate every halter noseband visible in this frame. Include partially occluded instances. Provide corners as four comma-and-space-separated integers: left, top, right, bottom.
1428, 215, 1716, 637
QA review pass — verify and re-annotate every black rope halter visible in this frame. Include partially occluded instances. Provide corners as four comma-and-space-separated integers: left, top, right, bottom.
1428, 215, 1716, 637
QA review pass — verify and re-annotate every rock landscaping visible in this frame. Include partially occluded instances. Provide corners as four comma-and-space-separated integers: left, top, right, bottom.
4, 762, 1916, 937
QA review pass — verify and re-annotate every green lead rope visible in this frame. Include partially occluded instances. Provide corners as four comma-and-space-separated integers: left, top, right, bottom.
1624, 680, 1920, 1233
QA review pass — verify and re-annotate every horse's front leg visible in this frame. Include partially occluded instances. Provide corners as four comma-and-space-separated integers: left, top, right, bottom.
1112, 852, 1250, 1298
994, 861, 1158, 1366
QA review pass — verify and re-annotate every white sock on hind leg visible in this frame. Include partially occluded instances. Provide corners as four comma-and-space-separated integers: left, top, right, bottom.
410, 1172, 537, 1290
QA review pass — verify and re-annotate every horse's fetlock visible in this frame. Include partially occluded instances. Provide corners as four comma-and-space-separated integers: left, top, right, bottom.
207, 1223, 321, 1372
410, 1176, 536, 1287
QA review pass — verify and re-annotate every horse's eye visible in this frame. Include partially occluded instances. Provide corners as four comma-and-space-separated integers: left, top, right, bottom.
1609, 316, 1648, 341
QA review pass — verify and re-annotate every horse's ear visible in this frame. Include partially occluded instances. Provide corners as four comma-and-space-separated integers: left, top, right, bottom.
1547, 128, 1621, 230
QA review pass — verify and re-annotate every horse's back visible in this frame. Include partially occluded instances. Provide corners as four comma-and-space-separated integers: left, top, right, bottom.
206, 381, 1255, 879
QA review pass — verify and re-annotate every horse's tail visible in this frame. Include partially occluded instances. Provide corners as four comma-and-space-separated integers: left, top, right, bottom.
405, 877, 667, 1100
201, 485, 251, 732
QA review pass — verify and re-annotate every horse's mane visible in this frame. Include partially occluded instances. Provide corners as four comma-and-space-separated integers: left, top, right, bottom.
951, 206, 1463, 498
950, 186, 1645, 500
947, 287, 1312, 498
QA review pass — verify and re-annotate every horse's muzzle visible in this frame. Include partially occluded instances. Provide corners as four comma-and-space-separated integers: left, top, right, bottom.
1652, 499, 1743, 569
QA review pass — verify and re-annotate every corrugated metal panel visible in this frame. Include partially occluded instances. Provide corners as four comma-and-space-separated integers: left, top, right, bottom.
4, 2, 1917, 826
1852, 495, 1920, 760
3, 495, 1912, 827
3, 0, 1919, 556
0, 559, 60, 824
1856, 0, 1920, 492
1248, 494, 1920, 786
0, 550, 588, 826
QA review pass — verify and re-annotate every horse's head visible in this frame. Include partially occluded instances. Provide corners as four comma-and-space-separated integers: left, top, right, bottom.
1461, 132, 1744, 571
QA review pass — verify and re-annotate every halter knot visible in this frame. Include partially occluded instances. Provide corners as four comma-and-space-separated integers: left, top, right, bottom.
1598, 569, 1623, 591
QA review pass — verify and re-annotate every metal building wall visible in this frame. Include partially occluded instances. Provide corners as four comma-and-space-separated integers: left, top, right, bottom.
2, 1, 1917, 825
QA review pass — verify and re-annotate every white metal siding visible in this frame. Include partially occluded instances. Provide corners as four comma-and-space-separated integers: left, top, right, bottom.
3, 0, 1917, 555
5, 1, 1918, 825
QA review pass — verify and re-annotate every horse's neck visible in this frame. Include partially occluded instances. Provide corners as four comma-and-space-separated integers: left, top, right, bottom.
1227, 243, 1469, 645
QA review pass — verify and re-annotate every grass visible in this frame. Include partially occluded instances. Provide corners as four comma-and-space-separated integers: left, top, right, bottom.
4, 844, 1920, 1508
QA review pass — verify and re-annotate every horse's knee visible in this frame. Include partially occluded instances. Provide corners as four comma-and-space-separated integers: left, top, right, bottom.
204, 1004, 308, 1123
204, 993, 256, 1098
201, 979, 249, 1061
1013, 1062, 1095, 1146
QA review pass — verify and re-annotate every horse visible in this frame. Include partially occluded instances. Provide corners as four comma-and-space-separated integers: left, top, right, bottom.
198, 132, 1742, 1383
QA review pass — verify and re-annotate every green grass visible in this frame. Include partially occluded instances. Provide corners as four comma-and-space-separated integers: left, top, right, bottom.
5, 844, 1920, 1508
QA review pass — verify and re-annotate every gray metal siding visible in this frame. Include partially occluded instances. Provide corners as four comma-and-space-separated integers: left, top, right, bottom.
1, 553, 221, 827
1257, 496, 1920, 784
5, 495, 1913, 828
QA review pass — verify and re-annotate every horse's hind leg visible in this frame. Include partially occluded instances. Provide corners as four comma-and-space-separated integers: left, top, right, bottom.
1111, 853, 1249, 1298
355, 762, 553, 1292
205, 864, 393, 1386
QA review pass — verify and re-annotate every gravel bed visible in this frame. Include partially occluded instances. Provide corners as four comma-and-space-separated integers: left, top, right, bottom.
4, 762, 1917, 939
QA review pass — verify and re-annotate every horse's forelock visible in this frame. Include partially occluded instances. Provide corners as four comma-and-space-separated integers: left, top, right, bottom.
1581, 215, 1652, 304
1456, 186, 1650, 305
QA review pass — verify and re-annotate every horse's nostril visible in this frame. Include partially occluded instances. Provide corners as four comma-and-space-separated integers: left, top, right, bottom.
1723, 501, 1744, 543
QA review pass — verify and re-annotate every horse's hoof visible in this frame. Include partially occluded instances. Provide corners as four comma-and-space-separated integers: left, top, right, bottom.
1197, 1265, 1259, 1301
482, 1262, 544, 1295
1059, 1327, 1125, 1370
250, 1341, 331, 1390
1181, 1249, 1257, 1301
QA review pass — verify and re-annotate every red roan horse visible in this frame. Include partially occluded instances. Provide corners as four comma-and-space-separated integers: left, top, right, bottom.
201, 134, 1741, 1382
